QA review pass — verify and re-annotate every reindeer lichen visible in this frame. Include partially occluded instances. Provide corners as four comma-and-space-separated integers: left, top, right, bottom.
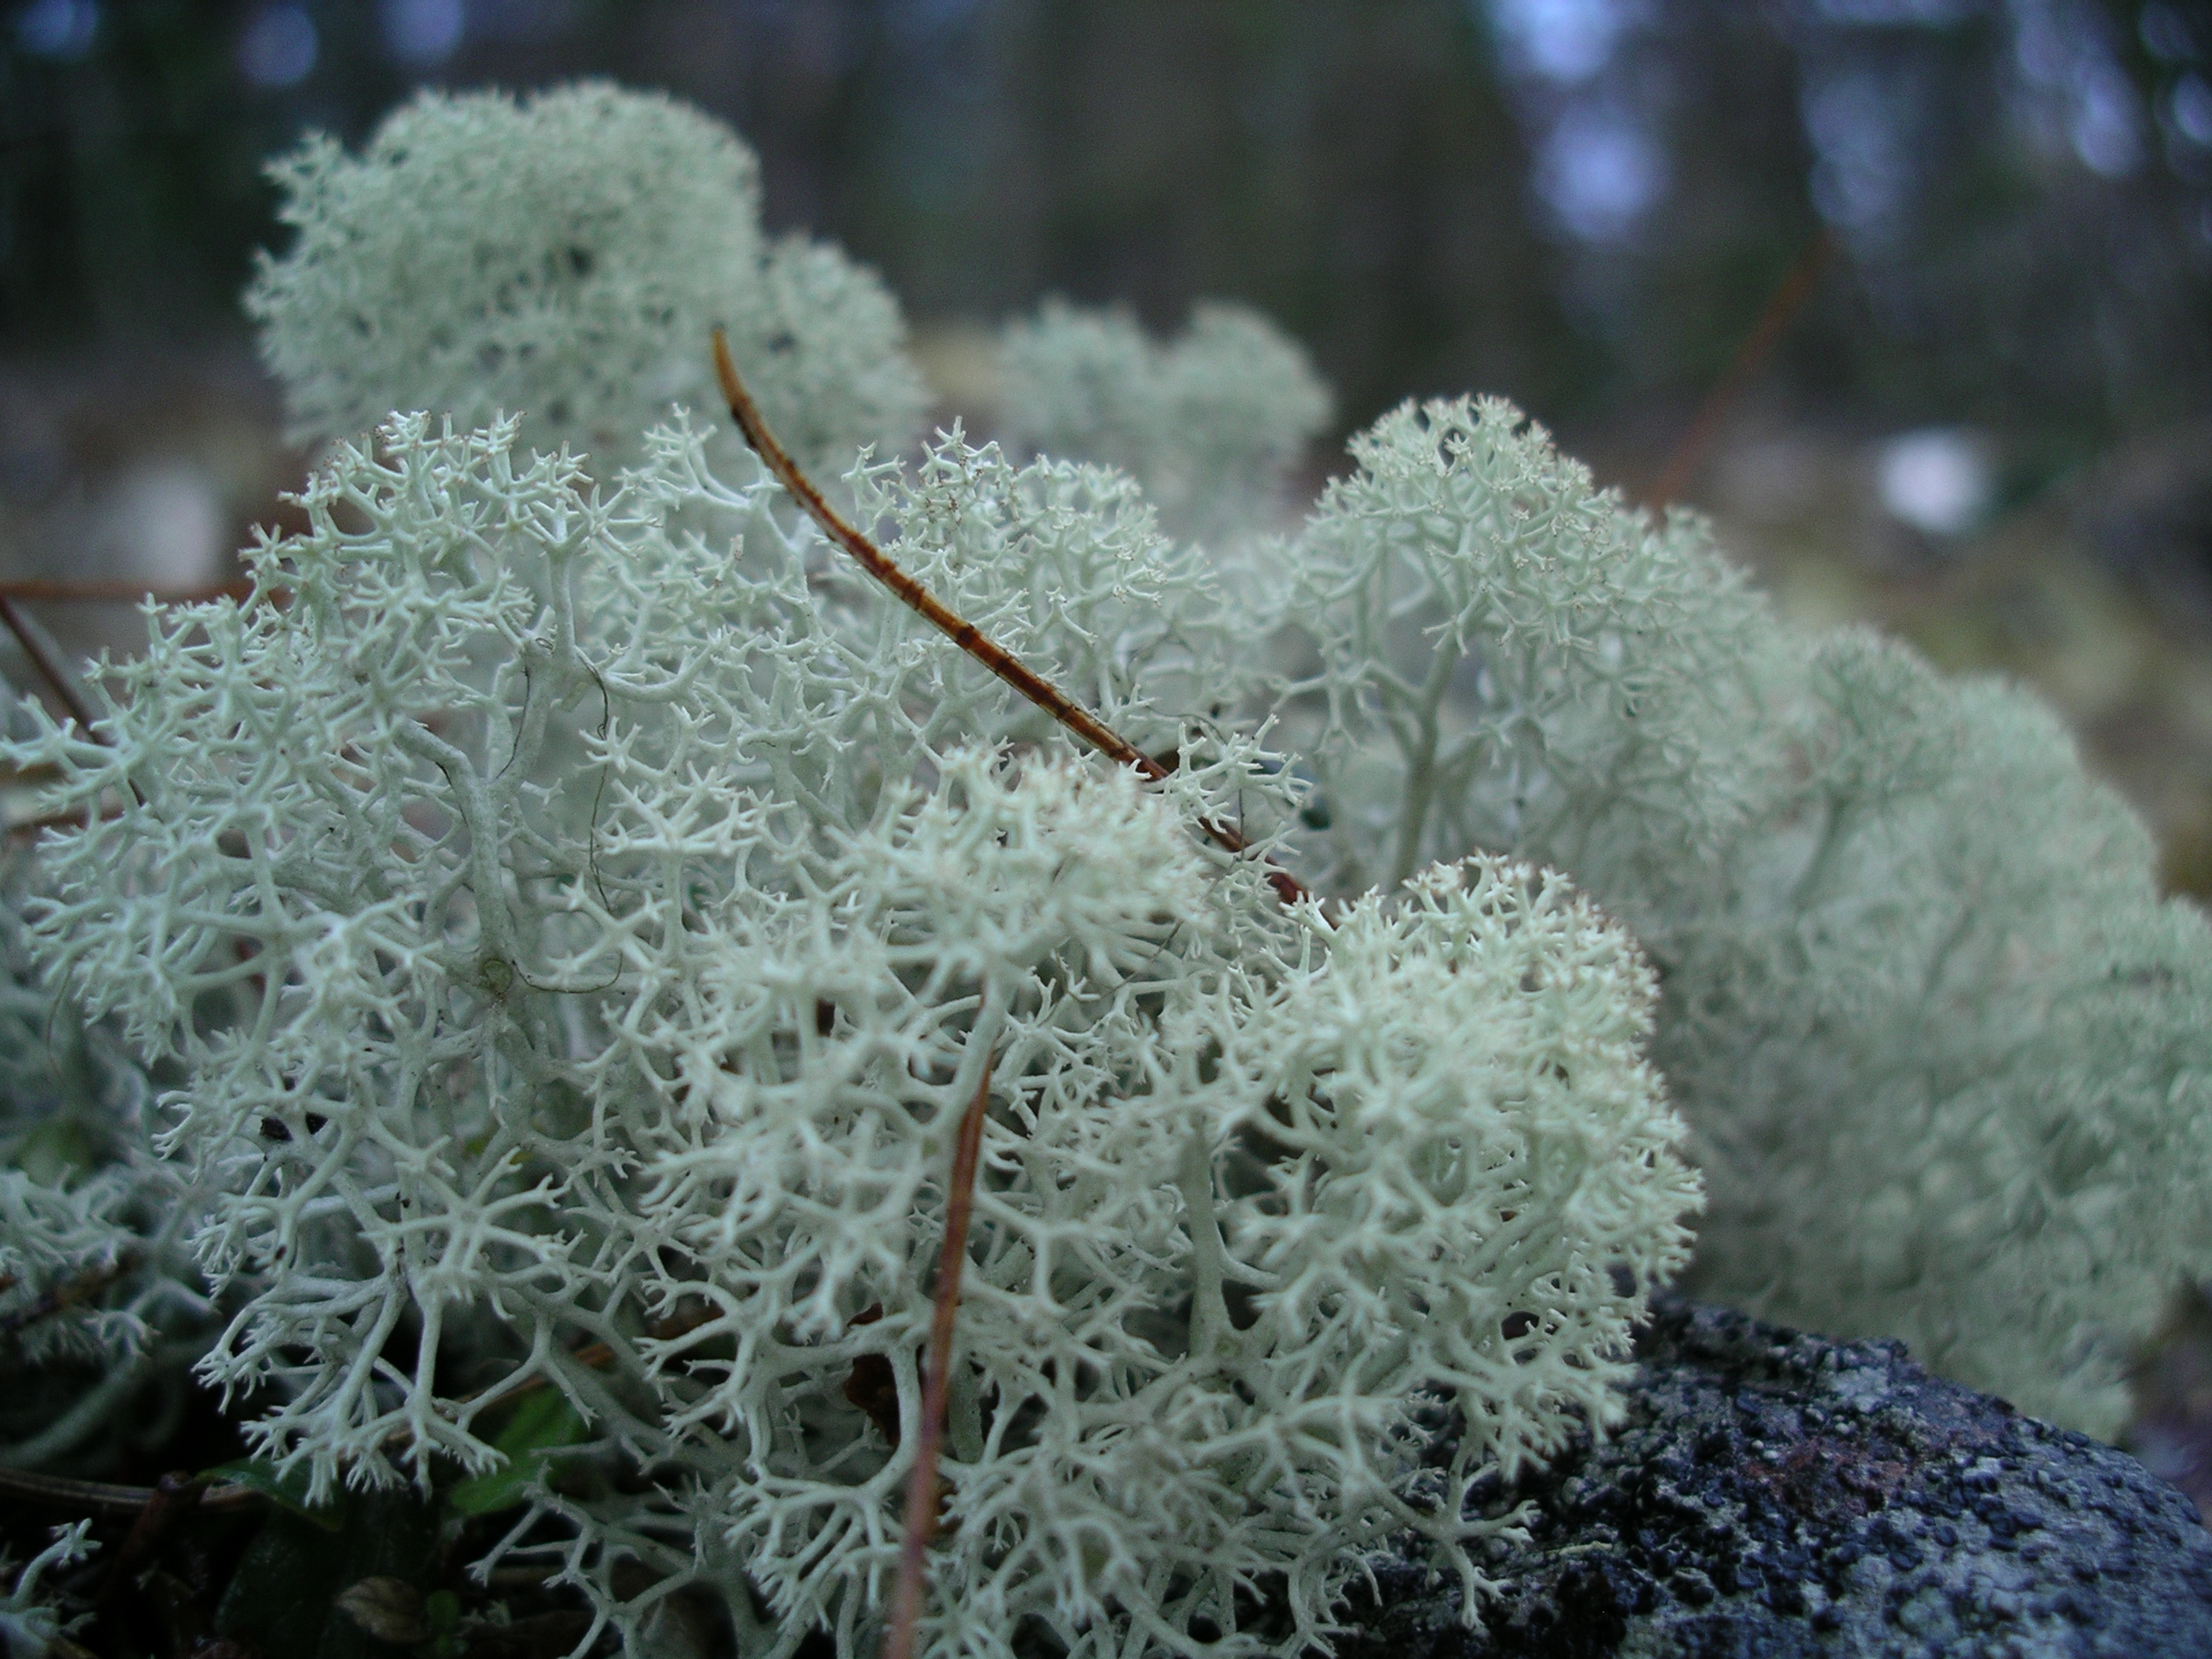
247, 81, 928, 480
6, 403, 1695, 1656
9, 73, 2210, 1659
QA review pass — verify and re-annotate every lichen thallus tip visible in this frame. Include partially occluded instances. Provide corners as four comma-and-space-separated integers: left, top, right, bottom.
709, 326, 1305, 907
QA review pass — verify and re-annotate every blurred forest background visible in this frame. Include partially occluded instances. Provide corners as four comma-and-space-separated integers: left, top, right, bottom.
1, 0, 2209, 885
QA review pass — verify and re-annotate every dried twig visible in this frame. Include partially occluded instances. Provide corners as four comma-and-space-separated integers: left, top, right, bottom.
1639, 228, 1834, 510
711, 329, 1303, 905
96, 1470, 207, 1617
0, 1253, 138, 1339
882, 1052, 994, 1659
0, 592, 153, 810
364, 1304, 725, 1470
0, 578, 290, 828
6, 801, 126, 841
0, 594, 103, 739
0, 1466, 263, 1518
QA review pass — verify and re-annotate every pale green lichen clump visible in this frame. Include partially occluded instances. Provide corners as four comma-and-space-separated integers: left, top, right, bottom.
1254, 393, 2212, 1437
1656, 631, 2212, 1434
247, 83, 929, 478
9, 73, 2212, 1659
8, 410, 1697, 1656
995, 299, 1333, 543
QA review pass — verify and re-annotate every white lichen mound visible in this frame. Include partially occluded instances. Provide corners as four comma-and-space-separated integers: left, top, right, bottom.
8, 411, 1697, 1656
996, 300, 1332, 543
1655, 631, 2212, 1434
247, 83, 928, 478
1237, 859, 1697, 1500
1259, 393, 2212, 1439
1268, 394, 1777, 909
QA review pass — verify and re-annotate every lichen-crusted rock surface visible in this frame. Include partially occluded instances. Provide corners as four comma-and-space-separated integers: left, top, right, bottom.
1336, 1301, 2212, 1657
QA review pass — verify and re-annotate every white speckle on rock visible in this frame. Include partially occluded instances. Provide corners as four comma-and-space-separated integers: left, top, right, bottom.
1831, 1364, 1892, 1412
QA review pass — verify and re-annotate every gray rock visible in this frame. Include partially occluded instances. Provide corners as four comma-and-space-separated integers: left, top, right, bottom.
1333, 1301, 2212, 1657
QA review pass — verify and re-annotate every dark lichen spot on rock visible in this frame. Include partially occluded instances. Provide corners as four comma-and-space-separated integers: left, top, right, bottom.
1333, 1301, 2212, 1657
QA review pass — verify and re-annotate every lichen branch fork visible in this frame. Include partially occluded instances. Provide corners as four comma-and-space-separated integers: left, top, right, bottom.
710, 328, 1303, 905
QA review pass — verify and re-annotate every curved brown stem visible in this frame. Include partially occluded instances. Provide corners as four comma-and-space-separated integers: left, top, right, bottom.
0, 1252, 139, 1338
0, 594, 102, 738
711, 329, 1303, 904
1640, 229, 1834, 510
882, 1052, 993, 1659
0, 594, 151, 807
0, 1466, 263, 1518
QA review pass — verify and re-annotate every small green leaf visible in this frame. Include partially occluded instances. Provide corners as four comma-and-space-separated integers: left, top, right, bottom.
202, 1456, 348, 1531
213, 1485, 436, 1657
424, 1588, 461, 1637
445, 1388, 587, 1516
12, 1117, 99, 1185
488, 1385, 586, 1457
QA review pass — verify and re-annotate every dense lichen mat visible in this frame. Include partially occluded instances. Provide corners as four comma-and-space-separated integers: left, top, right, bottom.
4, 81, 2210, 1659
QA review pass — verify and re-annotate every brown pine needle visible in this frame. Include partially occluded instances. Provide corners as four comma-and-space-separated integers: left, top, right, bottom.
0, 1253, 138, 1338
1640, 228, 1834, 511
96, 1470, 207, 1616
0, 1466, 264, 1518
0, 593, 103, 740
710, 329, 1304, 905
396, 1304, 721, 1438
882, 1052, 994, 1659
0, 592, 154, 808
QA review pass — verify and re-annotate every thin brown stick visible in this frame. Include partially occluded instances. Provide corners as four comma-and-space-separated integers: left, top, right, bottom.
7, 801, 126, 840
0, 576, 259, 758
96, 1470, 205, 1617
1639, 228, 1835, 511
0, 1253, 139, 1339
0, 1466, 264, 1518
882, 1052, 994, 1659
711, 329, 1303, 905
0, 594, 104, 738
375, 1344, 615, 1448
0, 596, 165, 811
364, 1304, 724, 1460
